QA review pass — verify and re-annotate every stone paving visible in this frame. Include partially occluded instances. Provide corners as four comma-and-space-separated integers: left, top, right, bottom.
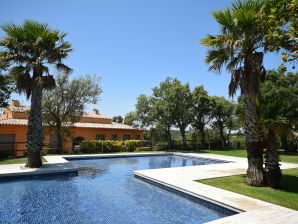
134, 152, 298, 224
0, 152, 297, 223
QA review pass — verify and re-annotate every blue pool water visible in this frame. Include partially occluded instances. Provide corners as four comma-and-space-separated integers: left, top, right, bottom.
0, 155, 229, 224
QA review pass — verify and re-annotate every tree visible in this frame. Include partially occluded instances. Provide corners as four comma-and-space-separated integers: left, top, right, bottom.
123, 112, 138, 126
112, 116, 123, 123
261, 70, 298, 152
150, 97, 174, 148
135, 94, 154, 128
191, 86, 212, 148
210, 96, 236, 149
153, 78, 193, 149
0, 20, 72, 167
201, 0, 269, 186
0, 61, 13, 107
43, 73, 102, 153
264, 0, 297, 65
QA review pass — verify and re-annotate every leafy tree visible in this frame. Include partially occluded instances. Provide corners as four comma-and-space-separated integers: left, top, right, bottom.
135, 94, 153, 128
150, 99, 174, 148
264, 0, 297, 65
0, 72, 13, 107
43, 73, 102, 153
112, 116, 123, 123
153, 78, 193, 149
123, 111, 138, 126
210, 96, 236, 149
191, 86, 212, 148
0, 20, 72, 167
201, 0, 269, 186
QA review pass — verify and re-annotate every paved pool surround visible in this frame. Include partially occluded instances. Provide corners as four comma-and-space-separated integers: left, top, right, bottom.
0, 152, 297, 224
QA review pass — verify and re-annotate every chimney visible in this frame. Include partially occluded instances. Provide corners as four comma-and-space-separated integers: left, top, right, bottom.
93, 109, 99, 115
12, 100, 20, 107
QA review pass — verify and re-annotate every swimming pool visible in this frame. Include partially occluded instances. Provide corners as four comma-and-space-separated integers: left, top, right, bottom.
0, 154, 232, 224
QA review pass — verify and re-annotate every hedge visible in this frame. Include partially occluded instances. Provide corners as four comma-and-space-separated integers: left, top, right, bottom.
79, 140, 142, 153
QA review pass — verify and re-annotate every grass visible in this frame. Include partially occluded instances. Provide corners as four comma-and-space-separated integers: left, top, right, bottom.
198, 168, 298, 211
0, 157, 47, 165
199, 149, 298, 164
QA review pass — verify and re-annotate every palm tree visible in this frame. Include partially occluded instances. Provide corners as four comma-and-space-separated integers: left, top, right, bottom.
259, 98, 298, 188
0, 20, 72, 168
200, 0, 269, 186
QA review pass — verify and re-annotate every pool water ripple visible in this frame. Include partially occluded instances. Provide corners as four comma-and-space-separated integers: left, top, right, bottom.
0, 155, 227, 224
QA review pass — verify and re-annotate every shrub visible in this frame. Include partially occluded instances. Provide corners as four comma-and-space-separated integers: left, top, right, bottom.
80, 140, 125, 153
124, 140, 141, 152
154, 141, 168, 151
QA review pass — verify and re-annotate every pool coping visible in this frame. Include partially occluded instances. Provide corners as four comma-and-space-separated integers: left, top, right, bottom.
0, 152, 297, 223
133, 152, 298, 224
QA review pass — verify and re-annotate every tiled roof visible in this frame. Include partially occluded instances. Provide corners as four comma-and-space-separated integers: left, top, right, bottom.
7, 105, 30, 113
0, 118, 140, 130
7, 106, 110, 119
83, 112, 110, 119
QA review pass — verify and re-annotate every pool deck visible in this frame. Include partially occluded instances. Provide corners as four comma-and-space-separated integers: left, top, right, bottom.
0, 152, 297, 223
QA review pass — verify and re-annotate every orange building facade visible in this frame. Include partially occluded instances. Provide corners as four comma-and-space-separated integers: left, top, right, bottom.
0, 100, 143, 156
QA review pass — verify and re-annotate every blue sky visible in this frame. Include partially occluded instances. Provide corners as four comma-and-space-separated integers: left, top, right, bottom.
1, 0, 284, 117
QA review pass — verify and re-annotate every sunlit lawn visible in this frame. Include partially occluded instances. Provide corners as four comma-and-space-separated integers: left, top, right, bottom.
0, 157, 47, 165
199, 149, 298, 164
198, 168, 298, 210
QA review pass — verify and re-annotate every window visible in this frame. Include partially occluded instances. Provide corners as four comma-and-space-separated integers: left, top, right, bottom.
112, 135, 117, 141
123, 135, 131, 141
96, 135, 105, 140
135, 135, 140, 140
49, 135, 58, 149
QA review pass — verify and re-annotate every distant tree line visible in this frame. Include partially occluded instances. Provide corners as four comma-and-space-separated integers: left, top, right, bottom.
123, 69, 298, 157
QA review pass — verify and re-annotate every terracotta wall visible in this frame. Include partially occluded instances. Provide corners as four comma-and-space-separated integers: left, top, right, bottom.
0, 125, 27, 156
0, 125, 144, 156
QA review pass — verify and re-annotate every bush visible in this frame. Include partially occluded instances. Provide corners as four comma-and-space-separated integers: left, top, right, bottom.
80, 140, 125, 153
124, 140, 141, 152
154, 141, 168, 151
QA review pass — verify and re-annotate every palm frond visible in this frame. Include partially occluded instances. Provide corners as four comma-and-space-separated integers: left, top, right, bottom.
56, 63, 72, 74
229, 68, 243, 97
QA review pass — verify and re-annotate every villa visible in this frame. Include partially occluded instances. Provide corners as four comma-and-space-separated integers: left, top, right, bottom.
0, 100, 144, 156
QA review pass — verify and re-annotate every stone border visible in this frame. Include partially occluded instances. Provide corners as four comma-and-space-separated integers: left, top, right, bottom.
134, 152, 298, 224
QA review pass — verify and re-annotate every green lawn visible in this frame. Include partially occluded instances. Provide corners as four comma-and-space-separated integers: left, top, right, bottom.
198, 168, 298, 210
199, 149, 298, 164
0, 157, 47, 165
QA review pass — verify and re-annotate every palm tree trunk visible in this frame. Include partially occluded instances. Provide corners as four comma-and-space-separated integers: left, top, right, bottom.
244, 95, 265, 186
265, 128, 281, 188
243, 52, 265, 186
25, 84, 43, 168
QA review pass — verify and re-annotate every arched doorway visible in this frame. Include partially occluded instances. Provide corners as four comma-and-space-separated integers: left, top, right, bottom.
72, 137, 85, 153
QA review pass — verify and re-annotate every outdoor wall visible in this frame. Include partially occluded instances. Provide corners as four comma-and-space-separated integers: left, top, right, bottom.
0, 125, 27, 156
0, 125, 144, 155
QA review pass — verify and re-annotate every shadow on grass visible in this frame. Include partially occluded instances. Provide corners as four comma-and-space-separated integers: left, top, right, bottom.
279, 174, 298, 194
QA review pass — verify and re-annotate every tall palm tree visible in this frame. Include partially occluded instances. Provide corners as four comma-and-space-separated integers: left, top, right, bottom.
0, 20, 72, 168
200, 0, 269, 186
